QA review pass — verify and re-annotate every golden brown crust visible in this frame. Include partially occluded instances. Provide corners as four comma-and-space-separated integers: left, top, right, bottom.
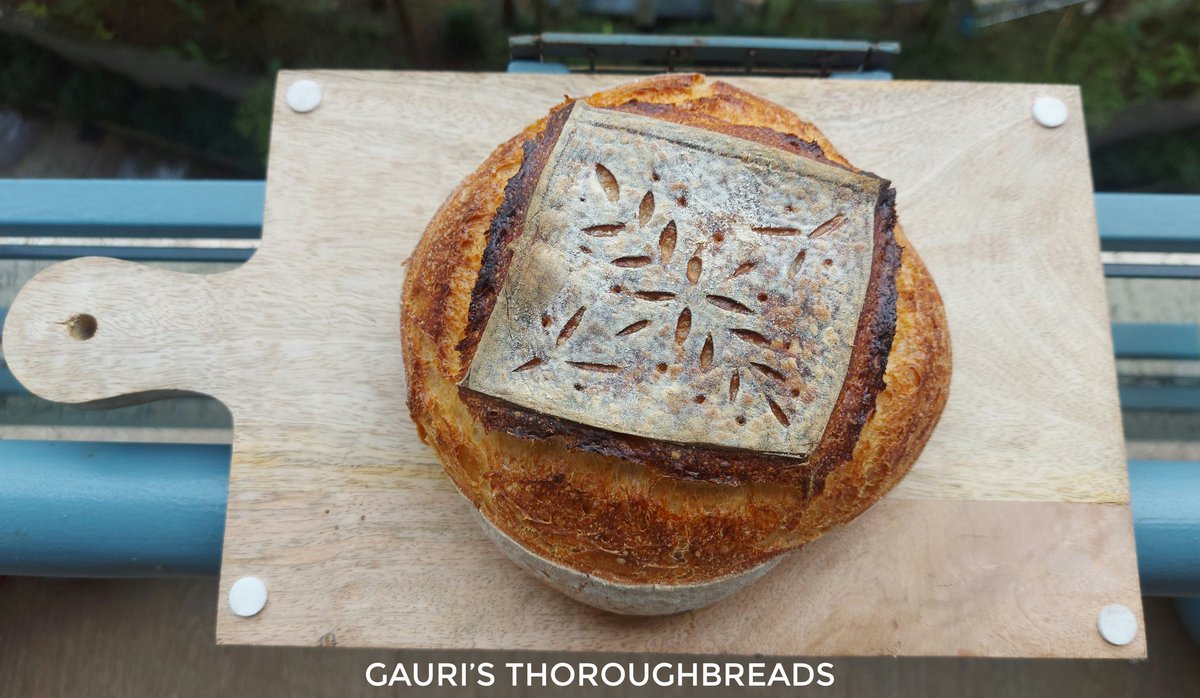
402, 74, 951, 585
455, 98, 902, 492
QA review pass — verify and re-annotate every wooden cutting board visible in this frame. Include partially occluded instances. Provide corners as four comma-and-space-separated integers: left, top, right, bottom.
3, 72, 1143, 658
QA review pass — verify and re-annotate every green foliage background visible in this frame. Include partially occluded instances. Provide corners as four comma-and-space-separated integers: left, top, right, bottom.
1, 0, 1197, 190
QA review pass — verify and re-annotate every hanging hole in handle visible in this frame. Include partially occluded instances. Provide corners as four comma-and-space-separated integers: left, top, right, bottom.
64, 314, 97, 341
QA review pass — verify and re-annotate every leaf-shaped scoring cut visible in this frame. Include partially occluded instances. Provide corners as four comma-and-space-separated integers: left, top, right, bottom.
706, 295, 753, 315
557, 307, 586, 346
728, 260, 755, 279
788, 249, 807, 280
595, 163, 620, 202
765, 394, 790, 426
729, 328, 770, 348
616, 319, 651, 336
809, 213, 846, 239
675, 307, 692, 345
687, 250, 703, 283
639, 191, 655, 227
512, 357, 543, 372
567, 361, 621, 373
612, 256, 652, 268
750, 361, 786, 384
700, 334, 714, 370
751, 226, 802, 236
659, 220, 677, 265
582, 223, 625, 237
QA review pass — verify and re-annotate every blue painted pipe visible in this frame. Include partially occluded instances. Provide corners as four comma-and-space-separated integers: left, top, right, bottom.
2, 444, 1198, 597
1111, 322, 1200, 361
1095, 193, 1200, 253
1130, 461, 1200, 598
0, 179, 262, 261
2, 184, 1198, 263
0, 441, 228, 576
1119, 385, 1200, 412
0, 180, 264, 237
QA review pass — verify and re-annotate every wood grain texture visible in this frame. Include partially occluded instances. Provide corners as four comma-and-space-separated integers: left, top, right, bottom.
1, 72, 1141, 656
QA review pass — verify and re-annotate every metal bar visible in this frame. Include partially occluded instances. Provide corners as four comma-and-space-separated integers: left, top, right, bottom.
509, 33, 899, 73
1099, 250, 1200, 278
1102, 251, 1200, 270
1119, 384, 1200, 411
1, 446, 1195, 593
0, 441, 229, 576
830, 71, 894, 81
1112, 323, 1200, 360
1103, 264, 1200, 279
1129, 460, 1200, 598
511, 33, 901, 56
0, 184, 1191, 264
506, 60, 571, 74
0, 180, 264, 238
1095, 193, 1200, 253
0, 238, 257, 262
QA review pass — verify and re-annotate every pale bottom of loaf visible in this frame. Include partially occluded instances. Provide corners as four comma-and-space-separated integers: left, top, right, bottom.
473, 508, 785, 615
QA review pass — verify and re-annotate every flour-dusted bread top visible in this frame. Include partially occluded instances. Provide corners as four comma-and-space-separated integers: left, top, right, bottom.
458, 101, 901, 488
403, 74, 950, 588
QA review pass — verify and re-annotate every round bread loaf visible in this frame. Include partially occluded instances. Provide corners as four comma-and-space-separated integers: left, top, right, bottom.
402, 74, 951, 614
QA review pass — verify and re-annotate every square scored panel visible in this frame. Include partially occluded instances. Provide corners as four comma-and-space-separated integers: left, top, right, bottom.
464, 104, 887, 459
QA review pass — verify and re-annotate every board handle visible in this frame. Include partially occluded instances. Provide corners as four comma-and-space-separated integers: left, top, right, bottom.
3, 257, 232, 406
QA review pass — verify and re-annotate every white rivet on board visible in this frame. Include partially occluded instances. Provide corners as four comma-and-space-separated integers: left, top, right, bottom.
1097, 604, 1137, 646
1032, 95, 1068, 128
229, 576, 268, 617
286, 80, 323, 114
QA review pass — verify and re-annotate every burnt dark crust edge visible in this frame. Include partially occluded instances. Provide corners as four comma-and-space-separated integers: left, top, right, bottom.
456, 101, 577, 363
459, 387, 809, 489
803, 186, 901, 493
456, 98, 900, 491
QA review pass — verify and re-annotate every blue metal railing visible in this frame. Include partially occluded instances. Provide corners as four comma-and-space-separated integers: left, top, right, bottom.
0, 441, 228, 577
507, 33, 899, 77
0, 185, 1197, 596
1130, 460, 1200, 598
1, 440, 1196, 599
4, 182, 1194, 268
1095, 193, 1200, 253
0, 179, 262, 262
0, 179, 263, 238
1111, 323, 1200, 361
3, 183, 1198, 408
